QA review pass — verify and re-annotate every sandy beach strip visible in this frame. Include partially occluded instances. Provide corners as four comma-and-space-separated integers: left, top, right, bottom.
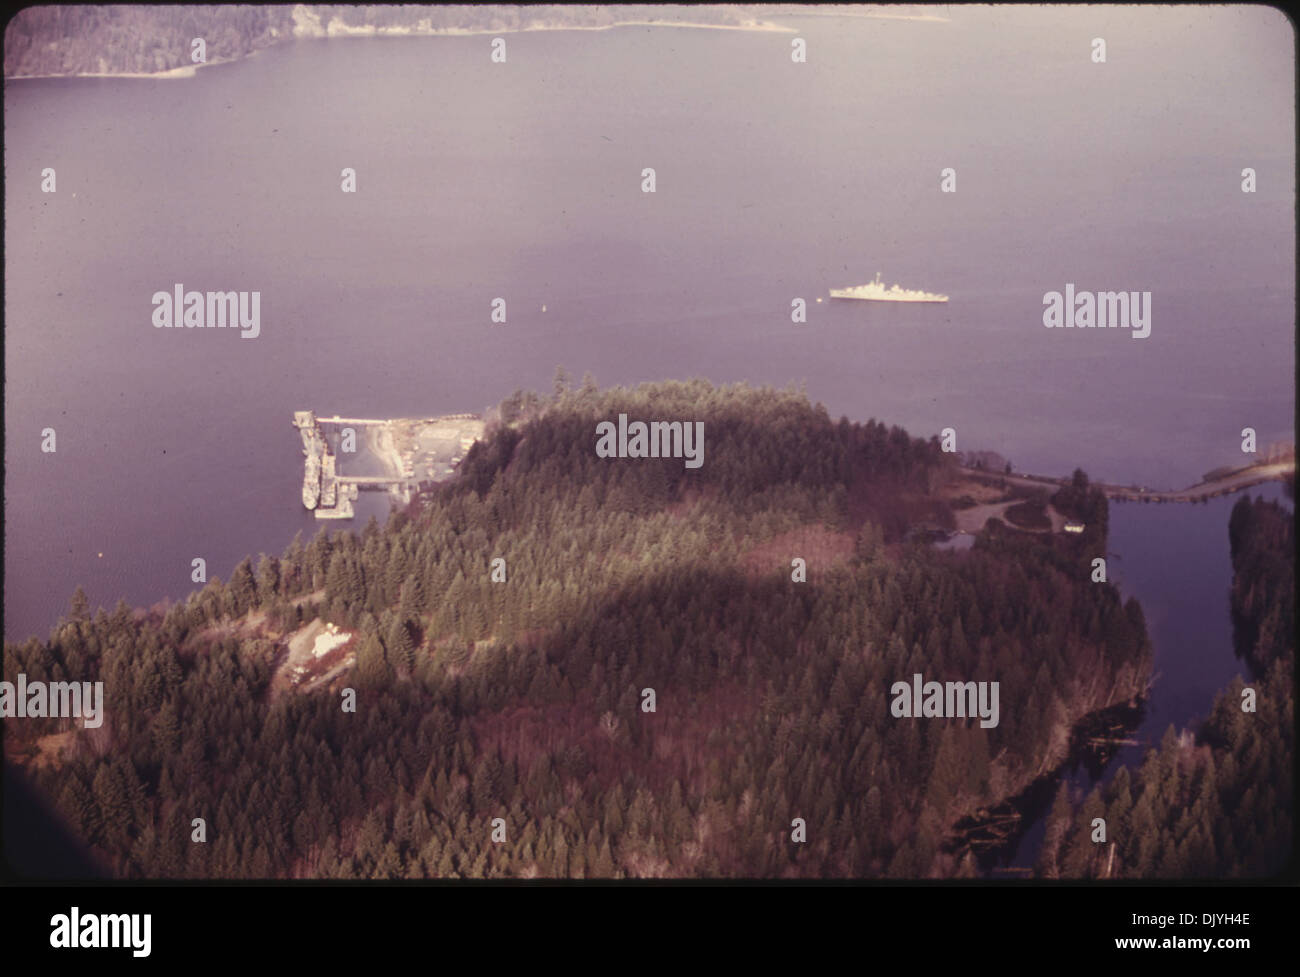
5, 52, 260, 81
312, 19, 799, 38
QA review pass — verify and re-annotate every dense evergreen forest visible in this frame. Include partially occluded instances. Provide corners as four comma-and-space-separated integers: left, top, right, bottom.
4, 5, 291, 76
5, 380, 1152, 878
1046, 493, 1294, 879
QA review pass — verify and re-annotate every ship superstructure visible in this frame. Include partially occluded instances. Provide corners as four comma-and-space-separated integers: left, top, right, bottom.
830, 272, 948, 303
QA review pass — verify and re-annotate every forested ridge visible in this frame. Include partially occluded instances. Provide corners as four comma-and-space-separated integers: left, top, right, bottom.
1046, 493, 1294, 879
4, 379, 1151, 878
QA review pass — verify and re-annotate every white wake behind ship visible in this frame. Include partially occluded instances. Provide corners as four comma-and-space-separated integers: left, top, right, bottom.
830, 272, 948, 303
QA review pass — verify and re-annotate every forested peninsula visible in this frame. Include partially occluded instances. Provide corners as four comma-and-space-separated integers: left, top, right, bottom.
3, 380, 1158, 878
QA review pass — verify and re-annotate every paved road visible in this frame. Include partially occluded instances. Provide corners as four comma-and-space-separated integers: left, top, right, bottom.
957, 460, 1294, 504
954, 499, 1068, 535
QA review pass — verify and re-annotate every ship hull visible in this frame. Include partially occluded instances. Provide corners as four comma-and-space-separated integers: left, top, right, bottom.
303, 455, 321, 509
829, 291, 948, 303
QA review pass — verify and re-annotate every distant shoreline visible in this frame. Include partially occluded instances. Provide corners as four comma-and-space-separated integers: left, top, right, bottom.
769, 10, 950, 23
6, 53, 249, 81
317, 19, 801, 37
8, 65, 200, 81
5, 18, 798, 81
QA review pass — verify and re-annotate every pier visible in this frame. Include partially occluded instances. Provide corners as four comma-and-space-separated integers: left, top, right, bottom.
292, 410, 486, 519
292, 411, 416, 519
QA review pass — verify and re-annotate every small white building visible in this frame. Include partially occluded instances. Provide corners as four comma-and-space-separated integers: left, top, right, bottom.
312, 623, 352, 658
1064, 521, 1086, 534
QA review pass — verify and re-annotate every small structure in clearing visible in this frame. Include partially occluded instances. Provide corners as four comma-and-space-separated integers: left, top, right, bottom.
312, 622, 351, 658
271, 617, 357, 700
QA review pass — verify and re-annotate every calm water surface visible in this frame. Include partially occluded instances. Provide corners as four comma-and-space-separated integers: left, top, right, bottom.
6, 10, 1293, 656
